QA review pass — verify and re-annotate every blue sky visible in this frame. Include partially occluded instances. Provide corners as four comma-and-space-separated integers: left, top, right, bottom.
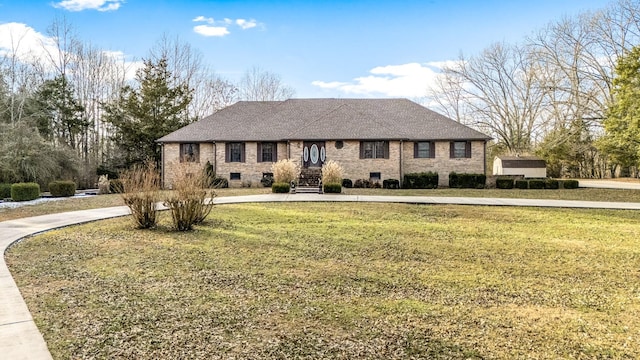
0, 0, 612, 99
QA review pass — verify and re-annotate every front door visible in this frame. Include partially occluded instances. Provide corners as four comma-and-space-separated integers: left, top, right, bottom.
303, 141, 326, 168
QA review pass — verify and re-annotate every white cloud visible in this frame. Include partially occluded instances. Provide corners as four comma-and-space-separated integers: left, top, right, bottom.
311, 62, 455, 98
192, 15, 261, 37
193, 25, 230, 37
0, 22, 58, 64
0, 23, 140, 80
236, 19, 257, 30
52, 0, 123, 12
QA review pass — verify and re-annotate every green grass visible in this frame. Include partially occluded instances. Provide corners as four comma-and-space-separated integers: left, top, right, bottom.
6, 203, 640, 359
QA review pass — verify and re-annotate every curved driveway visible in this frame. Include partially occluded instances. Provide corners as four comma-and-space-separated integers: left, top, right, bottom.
2, 193, 640, 359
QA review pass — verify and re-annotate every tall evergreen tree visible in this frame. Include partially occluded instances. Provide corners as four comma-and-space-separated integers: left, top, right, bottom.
104, 57, 193, 168
599, 46, 640, 170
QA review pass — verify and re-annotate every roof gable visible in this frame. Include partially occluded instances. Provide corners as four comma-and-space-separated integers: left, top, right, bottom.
157, 98, 491, 142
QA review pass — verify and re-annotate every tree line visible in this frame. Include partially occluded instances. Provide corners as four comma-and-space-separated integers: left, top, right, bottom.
0, 19, 294, 188
429, 0, 640, 178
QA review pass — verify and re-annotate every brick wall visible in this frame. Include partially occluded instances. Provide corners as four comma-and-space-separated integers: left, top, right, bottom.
403, 141, 486, 187
163, 140, 486, 188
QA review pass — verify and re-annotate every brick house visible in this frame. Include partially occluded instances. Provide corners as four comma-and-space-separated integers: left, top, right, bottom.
157, 98, 491, 188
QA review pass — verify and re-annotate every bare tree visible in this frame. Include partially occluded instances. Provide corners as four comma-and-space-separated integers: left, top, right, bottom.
437, 43, 551, 154
238, 66, 295, 101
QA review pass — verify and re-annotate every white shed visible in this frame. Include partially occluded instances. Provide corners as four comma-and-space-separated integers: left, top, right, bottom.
493, 156, 547, 178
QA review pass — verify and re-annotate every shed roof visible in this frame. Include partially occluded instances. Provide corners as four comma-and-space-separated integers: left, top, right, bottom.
157, 98, 491, 143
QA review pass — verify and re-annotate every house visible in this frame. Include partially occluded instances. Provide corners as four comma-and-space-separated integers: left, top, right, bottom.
157, 98, 491, 188
493, 155, 547, 178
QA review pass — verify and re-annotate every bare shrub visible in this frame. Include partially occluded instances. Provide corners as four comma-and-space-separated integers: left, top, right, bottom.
321, 160, 343, 184
120, 163, 161, 229
163, 163, 216, 231
98, 175, 110, 194
271, 159, 300, 184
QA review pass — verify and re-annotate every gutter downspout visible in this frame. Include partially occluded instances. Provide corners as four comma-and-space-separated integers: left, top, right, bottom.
483, 141, 487, 175
212, 142, 217, 175
399, 140, 404, 188
161, 143, 165, 188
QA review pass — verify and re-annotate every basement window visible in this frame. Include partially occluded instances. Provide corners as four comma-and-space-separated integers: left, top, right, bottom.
230, 173, 241, 180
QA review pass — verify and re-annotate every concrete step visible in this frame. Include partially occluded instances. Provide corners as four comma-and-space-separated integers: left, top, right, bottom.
294, 186, 323, 194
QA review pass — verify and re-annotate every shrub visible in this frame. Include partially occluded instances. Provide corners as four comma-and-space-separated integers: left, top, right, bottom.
449, 172, 486, 189
383, 179, 400, 189
48, 180, 76, 197
109, 179, 124, 193
515, 179, 529, 189
0, 183, 11, 199
323, 183, 342, 193
260, 173, 274, 187
561, 179, 579, 189
98, 175, 110, 194
372, 181, 382, 188
495, 177, 514, 189
272, 182, 290, 193
528, 179, 546, 189
11, 182, 40, 201
403, 172, 438, 189
211, 176, 229, 188
163, 163, 216, 231
545, 179, 559, 190
96, 164, 119, 179
272, 159, 300, 184
322, 160, 344, 185
342, 179, 353, 188
120, 163, 161, 229
354, 179, 372, 188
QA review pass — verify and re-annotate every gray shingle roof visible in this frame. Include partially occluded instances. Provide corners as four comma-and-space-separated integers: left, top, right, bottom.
157, 98, 491, 143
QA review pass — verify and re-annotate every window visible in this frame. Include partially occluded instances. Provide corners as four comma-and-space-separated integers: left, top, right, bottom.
360, 141, 389, 159
450, 141, 471, 158
370, 172, 381, 181
414, 141, 435, 158
258, 142, 277, 162
225, 142, 245, 162
180, 143, 200, 163
230, 172, 241, 180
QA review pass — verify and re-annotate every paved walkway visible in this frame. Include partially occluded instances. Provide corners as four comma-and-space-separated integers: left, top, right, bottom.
2, 193, 640, 359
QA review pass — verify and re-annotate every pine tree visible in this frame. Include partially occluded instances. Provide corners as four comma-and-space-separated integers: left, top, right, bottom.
104, 57, 193, 168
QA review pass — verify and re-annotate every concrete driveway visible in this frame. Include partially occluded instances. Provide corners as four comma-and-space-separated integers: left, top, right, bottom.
578, 179, 640, 190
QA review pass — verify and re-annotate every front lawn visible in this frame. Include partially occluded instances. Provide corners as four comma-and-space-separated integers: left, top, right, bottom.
6, 203, 640, 359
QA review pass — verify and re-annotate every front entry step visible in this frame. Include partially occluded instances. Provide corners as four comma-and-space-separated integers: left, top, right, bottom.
295, 186, 323, 194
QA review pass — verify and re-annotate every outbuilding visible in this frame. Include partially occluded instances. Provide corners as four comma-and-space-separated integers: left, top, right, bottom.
493, 156, 547, 178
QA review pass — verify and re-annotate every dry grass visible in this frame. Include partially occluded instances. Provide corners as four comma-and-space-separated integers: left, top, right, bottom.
6, 203, 640, 359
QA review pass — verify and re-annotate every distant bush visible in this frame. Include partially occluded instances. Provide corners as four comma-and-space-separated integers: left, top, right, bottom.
342, 179, 353, 188
514, 179, 529, 189
383, 179, 400, 189
323, 183, 342, 193
449, 172, 486, 189
0, 183, 11, 199
561, 179, 579, 189
403, 172, 438, 189
48, 180, 76, 197
260, 173, 274, 187
495, 178, 514, 189
528, 179, 546, 189
98, 175, 110, 194
11, 182, 40, 202
272, 182, 291, 193
545, 179, 559, 190
354, 179, 372, 188
96, 164, 119, 179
